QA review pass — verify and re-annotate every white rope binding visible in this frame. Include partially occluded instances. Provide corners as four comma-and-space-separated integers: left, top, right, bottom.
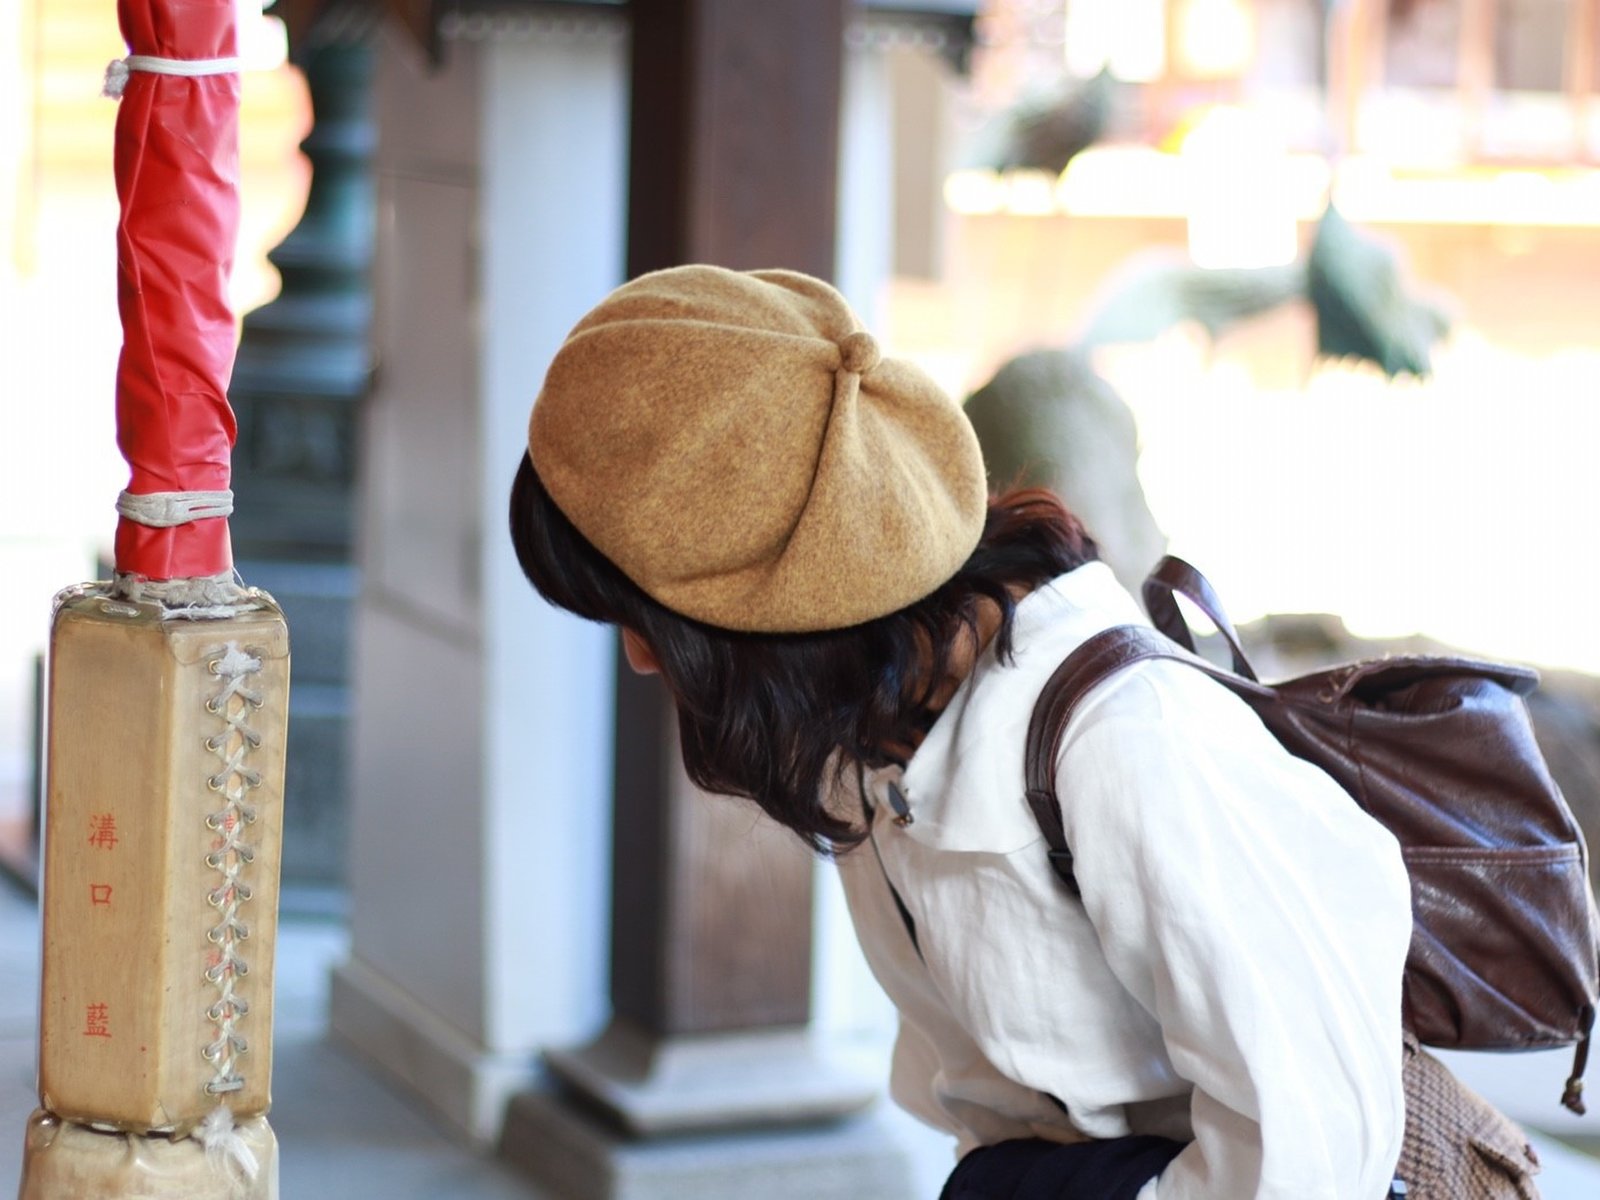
117, 489, 235, 528
103, 54, 244, 99
109, 571, 259, 619
110, 492, 257, 616
195, 641, 263, 1186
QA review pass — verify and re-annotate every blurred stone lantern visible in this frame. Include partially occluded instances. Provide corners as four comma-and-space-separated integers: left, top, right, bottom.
227, 13, 378, 903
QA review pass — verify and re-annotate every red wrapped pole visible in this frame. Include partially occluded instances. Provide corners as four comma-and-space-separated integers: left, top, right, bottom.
18, 3, 288, 1194
109, 0, 241, 582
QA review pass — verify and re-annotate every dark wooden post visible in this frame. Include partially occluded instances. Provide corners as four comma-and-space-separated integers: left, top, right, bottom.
626, 0, 843, 280
502, 2, 914, 1196
608, 0, 844, 1042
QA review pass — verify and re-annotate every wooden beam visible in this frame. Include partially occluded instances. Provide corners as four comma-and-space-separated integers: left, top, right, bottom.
277, 0, 437, 62
1331, 0, 1374, 154
1569, 0, 1598, 162
1367, 0, 1389, 93
1459, 0, 1496, 157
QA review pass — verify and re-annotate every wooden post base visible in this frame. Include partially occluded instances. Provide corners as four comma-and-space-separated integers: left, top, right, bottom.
543, 1018, 877, 1136
505, 1021, 911, 1200
40, 591, 287, 1130
17, 1109, 279, 1199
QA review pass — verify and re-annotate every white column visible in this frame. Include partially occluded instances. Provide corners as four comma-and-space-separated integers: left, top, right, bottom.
813, 28, 896, 1051
331, 18, 628, 1143
834, 35, 894, 321
477, 10, 629, 1072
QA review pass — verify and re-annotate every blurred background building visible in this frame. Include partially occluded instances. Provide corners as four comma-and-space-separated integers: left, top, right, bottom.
2, 0, 1599, 1194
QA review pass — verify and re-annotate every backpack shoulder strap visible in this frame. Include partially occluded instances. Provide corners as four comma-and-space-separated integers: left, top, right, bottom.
1023, 623, 1194, 894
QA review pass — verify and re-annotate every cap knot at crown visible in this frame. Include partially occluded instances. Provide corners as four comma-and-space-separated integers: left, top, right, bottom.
838, 330, 881, 376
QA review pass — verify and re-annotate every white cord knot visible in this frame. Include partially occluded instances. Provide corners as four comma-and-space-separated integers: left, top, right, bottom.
196, 1105, 260, 1189
101, 54, 245, 101
102, 59, 131, 98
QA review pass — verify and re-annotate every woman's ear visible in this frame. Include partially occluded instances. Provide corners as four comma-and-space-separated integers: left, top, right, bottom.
621, 627, 661, 676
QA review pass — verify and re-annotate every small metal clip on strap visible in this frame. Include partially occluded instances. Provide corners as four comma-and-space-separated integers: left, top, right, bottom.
857, 764, 920, 957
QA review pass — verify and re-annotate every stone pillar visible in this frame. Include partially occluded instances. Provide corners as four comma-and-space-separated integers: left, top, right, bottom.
499, 3, 912, 1198
328, 17, 627, 1142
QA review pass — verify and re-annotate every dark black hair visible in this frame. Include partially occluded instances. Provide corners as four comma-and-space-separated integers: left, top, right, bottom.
509, 454, 1098, 853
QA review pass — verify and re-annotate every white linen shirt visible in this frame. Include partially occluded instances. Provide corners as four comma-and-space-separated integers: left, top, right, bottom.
834, 562, 1412, 1199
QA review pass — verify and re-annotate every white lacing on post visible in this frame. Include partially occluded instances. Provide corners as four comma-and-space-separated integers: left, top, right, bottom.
103, 54, 244, 99
198, 641, 262, 1185
117, 489, 235, 528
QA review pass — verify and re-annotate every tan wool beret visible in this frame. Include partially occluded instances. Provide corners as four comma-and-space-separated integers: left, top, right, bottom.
527, 265, 987, 633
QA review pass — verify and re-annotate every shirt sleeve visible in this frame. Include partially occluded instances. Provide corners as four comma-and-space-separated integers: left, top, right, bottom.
1059, 662, 1411, 1200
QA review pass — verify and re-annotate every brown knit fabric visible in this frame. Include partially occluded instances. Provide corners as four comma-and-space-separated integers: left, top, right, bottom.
527, 266, 988, 633
1397, 1032, 1542, 1198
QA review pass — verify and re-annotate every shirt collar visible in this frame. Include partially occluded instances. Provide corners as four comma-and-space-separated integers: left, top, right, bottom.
881, 561, 1147, 854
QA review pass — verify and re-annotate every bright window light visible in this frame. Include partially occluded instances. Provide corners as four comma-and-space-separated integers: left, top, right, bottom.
1177, 0, 1255, 79
1182, 106, 1298, 268
1065, 0, 1167, 83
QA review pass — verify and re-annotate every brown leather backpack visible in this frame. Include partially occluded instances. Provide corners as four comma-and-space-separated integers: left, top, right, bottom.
1024, 555, 1600, 1114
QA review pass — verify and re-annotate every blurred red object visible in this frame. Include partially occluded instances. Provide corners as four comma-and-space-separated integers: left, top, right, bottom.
110, 0, 239, 581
